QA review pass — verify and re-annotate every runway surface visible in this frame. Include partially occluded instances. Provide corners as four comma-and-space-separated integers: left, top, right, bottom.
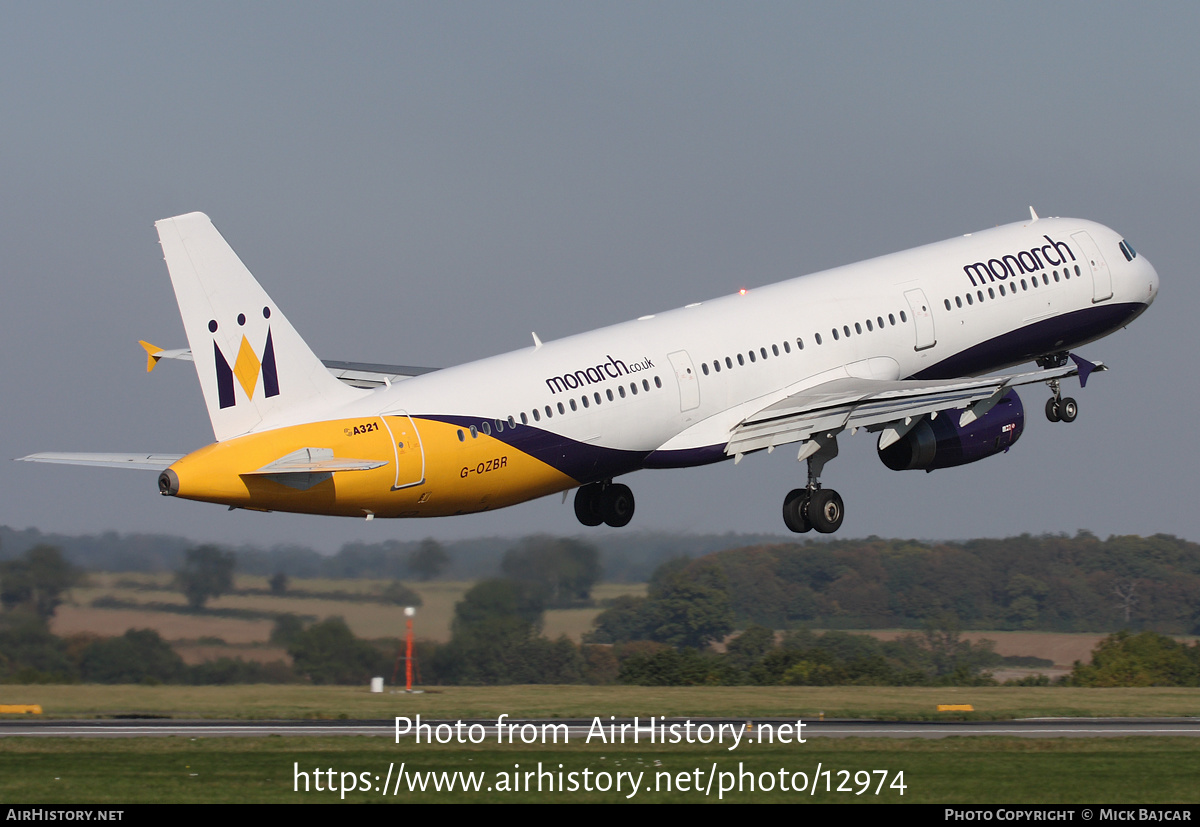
4, 717, 1200, 739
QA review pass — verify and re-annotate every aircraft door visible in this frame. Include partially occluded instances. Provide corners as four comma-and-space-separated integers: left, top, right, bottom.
667, 350, 700, 412
1070, 231, 1113, 302
382, 413, 426, 490
903, 288, 937, 351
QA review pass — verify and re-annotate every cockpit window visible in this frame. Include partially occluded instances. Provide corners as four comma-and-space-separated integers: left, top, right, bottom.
1119, 240, 1137, 261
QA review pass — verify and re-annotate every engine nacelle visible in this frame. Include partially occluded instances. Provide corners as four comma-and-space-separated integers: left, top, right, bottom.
877, 389, 1024, 471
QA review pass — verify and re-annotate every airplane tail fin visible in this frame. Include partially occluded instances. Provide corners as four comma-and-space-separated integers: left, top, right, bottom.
155, 212, 366, 441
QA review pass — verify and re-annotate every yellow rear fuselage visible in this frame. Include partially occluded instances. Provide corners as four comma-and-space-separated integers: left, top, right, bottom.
163, 416, 576, 517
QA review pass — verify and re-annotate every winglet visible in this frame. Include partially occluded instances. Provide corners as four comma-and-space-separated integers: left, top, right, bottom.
139, 340, 164, 373
1069, 353, 1101, 388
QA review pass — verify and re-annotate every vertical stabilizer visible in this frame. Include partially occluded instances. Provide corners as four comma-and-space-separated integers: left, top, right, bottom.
155, 212, 365, 441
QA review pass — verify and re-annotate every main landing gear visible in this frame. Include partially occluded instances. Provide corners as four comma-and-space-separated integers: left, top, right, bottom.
1044, 378, 1078, 424
574, 481, 635, 528
1037, 352, 1080, 424
782, 432, 845, 534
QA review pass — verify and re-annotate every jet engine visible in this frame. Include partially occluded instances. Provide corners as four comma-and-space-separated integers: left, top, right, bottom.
877, 390, 1024, 472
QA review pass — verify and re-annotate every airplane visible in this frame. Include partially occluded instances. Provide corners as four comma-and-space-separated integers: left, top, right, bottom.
19, 209, 1158, 534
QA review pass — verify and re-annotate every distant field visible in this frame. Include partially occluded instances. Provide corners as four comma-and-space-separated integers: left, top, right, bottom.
6, 684, 1200, 721
54, 576, 646, 646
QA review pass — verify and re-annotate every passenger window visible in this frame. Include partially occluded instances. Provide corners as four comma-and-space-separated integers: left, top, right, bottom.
899, 311, 907, 322
987, 289, 995, 299
772, 344, 779, 356
854, 322, 862, 334
954, 297, 962, 308
607, 389, 614, 401
545, 406, 552, 418
557, 402, 565, 414
630, 383, 638, 395
725, 357, 733, 369
481, 421, 491, 436
877, 316, 884, 329
521, 412, 529, 425
713, 360, 721, 373
702, 363, 709, 375
944, 299, 952, 310
457, 429, 465, 442
581, 396, 589, 408
470, 425, 478, 438
495, 419, 504, 432
998, 284, 1005, 296
595, 392, 602, 404
618, 386, 626, 398
760, 347, 768, 359
1053, 271, 1060, 282
642, 379, 650, 391
977, 291, 984, 302
888, 314, 895, 325
815, 333, 822, 345
1075, 265, 1081, 276
1042, 274, 1049, 285
843, 325, 850, 337
508, 416, 516, 428
867, 318, 874, 330
533, 409, 540, 422
832, 329, 840, 341
783, 340, 791, 353
737, 354, 745, 365
966, 293, 973, 305
654, 376, 662, 388
748, 351, 756, 363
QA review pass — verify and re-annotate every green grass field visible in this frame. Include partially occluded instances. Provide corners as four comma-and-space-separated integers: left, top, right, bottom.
4, 684, 1200, 721
3, 736, 1199, 803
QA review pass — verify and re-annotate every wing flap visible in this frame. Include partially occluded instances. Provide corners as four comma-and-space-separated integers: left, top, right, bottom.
726, 360, 1102, 456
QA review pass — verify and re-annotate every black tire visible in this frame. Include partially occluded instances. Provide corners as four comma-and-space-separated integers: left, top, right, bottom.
573, 485, 604, 527
1045, 397, 1061, 423
1059, 397, 1078, 423
601, 483, 635, 528
782, 488, 812, 533
808, 489, 844, 534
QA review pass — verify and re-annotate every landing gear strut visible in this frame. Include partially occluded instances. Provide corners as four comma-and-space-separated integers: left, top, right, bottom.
574, 481, 635, 528
1044, 377, 1078, 424
782, 433, 845, 534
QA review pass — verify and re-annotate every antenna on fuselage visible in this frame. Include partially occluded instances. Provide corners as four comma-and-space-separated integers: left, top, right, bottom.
532, 332, 543, 350
1029, 206, 1039, 222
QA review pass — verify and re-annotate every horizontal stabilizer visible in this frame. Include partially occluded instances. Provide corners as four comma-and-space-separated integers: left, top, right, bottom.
137, 343, 436, 389
16, 452, 184, 471
138, 341, 193, 372
241, 447, 386, 475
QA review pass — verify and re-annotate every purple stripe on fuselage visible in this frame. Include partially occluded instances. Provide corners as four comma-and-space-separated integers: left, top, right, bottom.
913, 302, 1146, 380
423, 414, 647, 484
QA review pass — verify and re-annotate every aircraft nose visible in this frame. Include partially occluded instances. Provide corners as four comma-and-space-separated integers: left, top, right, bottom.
1143, 257, 1160, 305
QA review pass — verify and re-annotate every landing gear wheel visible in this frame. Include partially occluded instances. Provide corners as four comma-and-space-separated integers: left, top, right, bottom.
1058, 397, 1078, 423
782, 488, 812, 534
600, 483, 635, 528
808, 489, 844, 534
573, 484, 604, 527
1045, 398, 1061, 423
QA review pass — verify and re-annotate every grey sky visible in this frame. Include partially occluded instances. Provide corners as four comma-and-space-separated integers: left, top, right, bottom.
2, 3, 1197, 552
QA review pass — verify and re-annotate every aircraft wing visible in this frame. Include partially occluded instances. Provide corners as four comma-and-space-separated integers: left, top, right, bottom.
726, 356, 1103, 457
138, 341, 437, 389
16, 452, 185, 471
